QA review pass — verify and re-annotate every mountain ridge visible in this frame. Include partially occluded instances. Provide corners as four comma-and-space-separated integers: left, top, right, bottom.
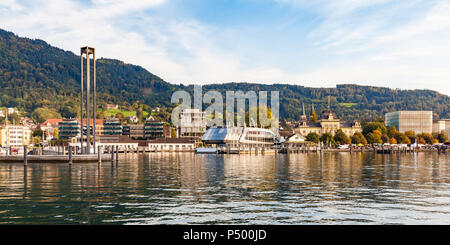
0, 28, 449, 123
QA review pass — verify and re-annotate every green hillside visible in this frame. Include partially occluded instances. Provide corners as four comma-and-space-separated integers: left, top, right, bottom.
0, 28, 177, 122
1, 28, 449, 124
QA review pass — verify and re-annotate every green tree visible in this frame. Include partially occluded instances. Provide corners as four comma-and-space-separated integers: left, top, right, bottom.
389, 137, 397, 144
7, 112, 21, 124
334, 129, 351, 145
417, 133, 435, 144
381, 134, 390, 144
405, 130, 416, 144
366, 129, 383, 144
53, 128, 59, 140
33, 128, 45, 137
320, 132, 335, 147
31, 107, 61, 123
136, 104, 144, 124
351, 132, 368, 145
97, 110, 106, 119
394, 132, 411, 144
310, 108, 318, 123
170, 127, 177, 138
387, 126, 398, 138
32, 136, 42, 146
437, 131, 448, 143
362, 122, 387, 136
306, 132, 320, 144
115, 112, 125, 122
374, 116, 384, 123
417, 137, 426, 144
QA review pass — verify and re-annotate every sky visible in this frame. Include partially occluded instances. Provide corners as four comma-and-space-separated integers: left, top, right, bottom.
1, 0, 450, 95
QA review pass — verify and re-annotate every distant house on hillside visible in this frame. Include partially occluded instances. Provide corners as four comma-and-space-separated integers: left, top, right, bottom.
106, 104, 119, 110
20, 117, 37, 130
0, 108, 18, 117
8, 108, 17, 114
127, 116, 138, 123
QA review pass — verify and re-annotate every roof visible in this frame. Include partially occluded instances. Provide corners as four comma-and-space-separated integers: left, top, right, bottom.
285, 134, 306, 143
201, 127, 244, 144
340, 122, 354, 128
279, 129, 295, 138
296, 122, 321, 128
41, 119, 63, 127
81, 119, 104, 126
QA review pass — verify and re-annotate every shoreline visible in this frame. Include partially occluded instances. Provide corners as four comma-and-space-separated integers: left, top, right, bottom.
0, 149, 447, 164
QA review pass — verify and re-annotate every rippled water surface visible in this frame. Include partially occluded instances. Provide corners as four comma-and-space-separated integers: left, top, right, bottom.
0, 152, 449, 224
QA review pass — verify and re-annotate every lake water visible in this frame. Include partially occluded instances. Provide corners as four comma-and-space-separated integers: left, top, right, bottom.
0, 152, 449, 224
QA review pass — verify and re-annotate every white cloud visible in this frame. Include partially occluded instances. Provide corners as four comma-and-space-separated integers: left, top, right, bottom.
0, 0, 449, 96
0, 0, 283, 87
0, 0, 22, 11
271, 0, 450, 95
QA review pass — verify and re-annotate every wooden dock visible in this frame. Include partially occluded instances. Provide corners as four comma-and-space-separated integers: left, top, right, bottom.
0, 154, 112, 163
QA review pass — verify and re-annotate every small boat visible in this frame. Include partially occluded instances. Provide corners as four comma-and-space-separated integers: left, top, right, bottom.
195, 147, 217, 154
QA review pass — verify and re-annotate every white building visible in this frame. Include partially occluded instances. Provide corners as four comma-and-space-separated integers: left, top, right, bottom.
8, 108, 17, 114
147, 138, 195, 151
433, 119, 450, 136
0, 108, 18, 117
0, 125, 33, 147
127, 116, 138, 123
178, 108, 206, 138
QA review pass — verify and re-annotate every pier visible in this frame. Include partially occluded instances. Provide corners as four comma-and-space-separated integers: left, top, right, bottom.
1, 143, 447, 164
0, 143, 141, 164
0, 154, 112, 163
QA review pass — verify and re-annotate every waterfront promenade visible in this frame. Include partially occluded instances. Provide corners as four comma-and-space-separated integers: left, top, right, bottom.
0, 144, 447, 164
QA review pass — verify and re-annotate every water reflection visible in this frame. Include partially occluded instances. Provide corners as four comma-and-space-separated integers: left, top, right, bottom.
0, 152, 449, 224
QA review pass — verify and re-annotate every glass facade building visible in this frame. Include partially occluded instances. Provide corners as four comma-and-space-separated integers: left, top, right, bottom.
103, 118, 122, 135
58, 119, 80, 141
144, 119, 164, 139
385, 111, 433, 134
123, 124, 145, 139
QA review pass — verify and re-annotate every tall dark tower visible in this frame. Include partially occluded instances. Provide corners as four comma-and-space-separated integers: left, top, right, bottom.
300, 103, 307, 122
80, 46, 97, 154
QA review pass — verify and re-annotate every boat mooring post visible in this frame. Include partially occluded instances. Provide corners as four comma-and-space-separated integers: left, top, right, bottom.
69, 145, 73, 165
111, 146, 114, 163
98, 145, 102, 164
23, 145, 28, 166
115, 145, 119, 163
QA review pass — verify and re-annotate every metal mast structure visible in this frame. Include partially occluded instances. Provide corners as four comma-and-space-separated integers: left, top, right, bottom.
80, 46, 97, 154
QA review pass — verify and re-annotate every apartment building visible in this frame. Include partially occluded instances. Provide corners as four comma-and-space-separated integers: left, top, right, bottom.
0, 125, 32, 146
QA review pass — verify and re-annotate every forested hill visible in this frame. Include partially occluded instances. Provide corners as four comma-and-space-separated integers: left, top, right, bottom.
1, 28, 449, 123
0, 28, 177, 120
199, 83, 450, 121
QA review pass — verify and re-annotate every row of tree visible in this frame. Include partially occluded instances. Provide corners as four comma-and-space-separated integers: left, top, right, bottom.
305, 121, 448, 146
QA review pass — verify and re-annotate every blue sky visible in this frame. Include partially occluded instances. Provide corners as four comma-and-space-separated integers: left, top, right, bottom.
1, 0, 450, 95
